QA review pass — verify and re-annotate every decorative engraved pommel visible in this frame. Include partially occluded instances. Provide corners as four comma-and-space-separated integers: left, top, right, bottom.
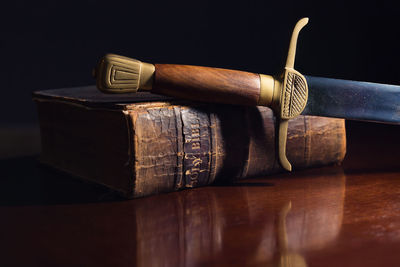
94, 54, 155, 93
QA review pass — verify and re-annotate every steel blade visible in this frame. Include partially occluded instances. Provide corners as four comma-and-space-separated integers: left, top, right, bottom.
302, 76, 400, 124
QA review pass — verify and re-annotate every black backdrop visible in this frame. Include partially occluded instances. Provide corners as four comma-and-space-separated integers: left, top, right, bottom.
1, 0, 400, 125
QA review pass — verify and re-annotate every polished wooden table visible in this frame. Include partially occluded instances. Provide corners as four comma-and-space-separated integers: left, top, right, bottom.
1, 121, 400, 267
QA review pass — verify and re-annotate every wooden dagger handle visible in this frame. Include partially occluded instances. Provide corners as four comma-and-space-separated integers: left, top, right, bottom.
96, 17, 310, 172
153, 64, 261, 106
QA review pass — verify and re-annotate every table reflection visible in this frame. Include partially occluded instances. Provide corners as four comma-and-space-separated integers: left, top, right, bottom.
4, 159, 400, 267
133, 168, 345, 266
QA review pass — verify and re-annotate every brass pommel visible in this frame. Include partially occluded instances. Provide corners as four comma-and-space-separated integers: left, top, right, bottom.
95, 54, 155, 93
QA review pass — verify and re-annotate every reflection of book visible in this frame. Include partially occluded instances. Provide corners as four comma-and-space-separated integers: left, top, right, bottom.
134, 168, 346, 266
33, 86, 346, 198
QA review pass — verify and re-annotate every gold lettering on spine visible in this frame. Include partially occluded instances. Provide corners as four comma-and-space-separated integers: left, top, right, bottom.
193, 158, 202, 167
191, 124, 201, 150
185, 158, 203, 184
185, 122, 203, 187
192, 142, 201, 150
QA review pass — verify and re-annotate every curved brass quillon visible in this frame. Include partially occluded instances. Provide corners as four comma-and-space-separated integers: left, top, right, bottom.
257, 18, 309, 171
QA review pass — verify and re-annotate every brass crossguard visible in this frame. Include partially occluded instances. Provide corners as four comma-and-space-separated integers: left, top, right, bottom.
276, 18, 309, 170
94, 18, 309, 171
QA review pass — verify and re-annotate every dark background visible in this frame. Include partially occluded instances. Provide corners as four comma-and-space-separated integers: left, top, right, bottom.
1, 0, 399, 125
0, 0, 400, 231
2, 2, 400, 263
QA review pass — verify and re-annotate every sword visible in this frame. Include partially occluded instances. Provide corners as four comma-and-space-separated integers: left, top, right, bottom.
93, 18, 400, 171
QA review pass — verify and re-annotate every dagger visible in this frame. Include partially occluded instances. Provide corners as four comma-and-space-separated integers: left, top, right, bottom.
93, 18, 400, 171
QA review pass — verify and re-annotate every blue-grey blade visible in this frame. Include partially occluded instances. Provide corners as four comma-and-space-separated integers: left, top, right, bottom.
302, 76, 400, 124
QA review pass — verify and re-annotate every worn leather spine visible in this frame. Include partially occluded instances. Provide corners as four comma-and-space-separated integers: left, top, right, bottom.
130, 104, 346, 197
34, 87, 346, 198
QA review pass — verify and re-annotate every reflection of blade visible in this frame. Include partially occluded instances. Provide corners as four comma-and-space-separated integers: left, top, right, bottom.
303, 76, 400, 124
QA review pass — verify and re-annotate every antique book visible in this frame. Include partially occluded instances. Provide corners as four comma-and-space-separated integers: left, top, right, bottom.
33, 86, 346, 198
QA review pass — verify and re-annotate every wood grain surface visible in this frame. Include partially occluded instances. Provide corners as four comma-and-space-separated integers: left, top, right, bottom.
153, 64, 261, 105
1, 121, 400, 266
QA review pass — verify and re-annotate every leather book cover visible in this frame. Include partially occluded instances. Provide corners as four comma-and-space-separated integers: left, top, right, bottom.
33, 86, 346, 198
